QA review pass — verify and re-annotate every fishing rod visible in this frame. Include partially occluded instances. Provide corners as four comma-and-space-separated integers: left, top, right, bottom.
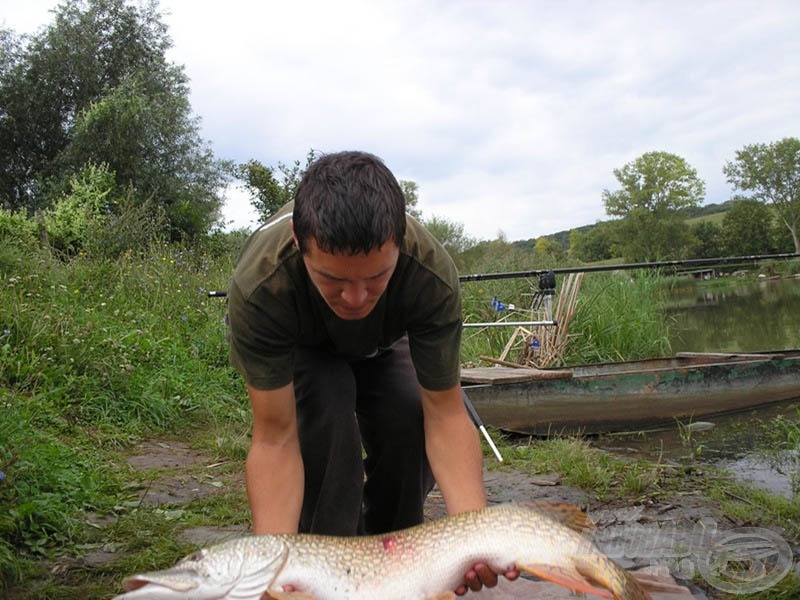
458, 252, 800, 282
207, 252, 800, 296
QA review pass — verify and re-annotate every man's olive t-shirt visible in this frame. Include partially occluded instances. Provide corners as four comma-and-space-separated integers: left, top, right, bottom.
227, 203, 462, 392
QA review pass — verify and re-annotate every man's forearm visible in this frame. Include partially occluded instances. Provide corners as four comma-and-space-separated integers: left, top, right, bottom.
422, 386, 487, 514
246, 437, 304, 534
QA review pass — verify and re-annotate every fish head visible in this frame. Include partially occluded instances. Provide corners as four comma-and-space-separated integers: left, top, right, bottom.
115, 536, 289, 600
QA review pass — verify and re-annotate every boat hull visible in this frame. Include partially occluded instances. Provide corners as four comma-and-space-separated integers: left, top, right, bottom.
461, 351, 800, 435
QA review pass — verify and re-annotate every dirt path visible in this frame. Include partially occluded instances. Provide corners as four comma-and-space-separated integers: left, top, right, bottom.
101, 439, 796, 599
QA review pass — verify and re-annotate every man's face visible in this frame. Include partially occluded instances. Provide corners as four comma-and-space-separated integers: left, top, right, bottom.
300, 238, 400, 321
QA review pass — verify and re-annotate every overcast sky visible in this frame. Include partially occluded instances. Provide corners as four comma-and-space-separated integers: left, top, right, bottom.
3, 0, 799, 240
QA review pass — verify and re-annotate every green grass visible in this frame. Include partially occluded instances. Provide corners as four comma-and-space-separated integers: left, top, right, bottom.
0, 240, 251, 592
686, 212, 727, 226
485, 432, 671, 502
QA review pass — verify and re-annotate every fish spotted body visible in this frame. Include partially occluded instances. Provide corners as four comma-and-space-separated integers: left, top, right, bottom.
115, 502, 651, 600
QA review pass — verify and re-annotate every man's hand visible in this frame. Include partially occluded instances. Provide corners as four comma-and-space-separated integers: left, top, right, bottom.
455, 563, 520, 595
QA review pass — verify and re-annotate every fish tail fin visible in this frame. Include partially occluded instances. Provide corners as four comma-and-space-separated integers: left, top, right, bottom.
574, 557, 653, 600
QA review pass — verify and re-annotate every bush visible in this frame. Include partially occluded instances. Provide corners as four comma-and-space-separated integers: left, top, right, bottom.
43, 163, 116, 254
82, 189, 169, 260
0, 209, 39, 246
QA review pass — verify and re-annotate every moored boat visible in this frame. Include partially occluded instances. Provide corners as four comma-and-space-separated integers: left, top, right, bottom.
461, 350, 800, 435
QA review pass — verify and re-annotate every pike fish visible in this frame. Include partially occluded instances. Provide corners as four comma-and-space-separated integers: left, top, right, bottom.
115, 501, 651, 600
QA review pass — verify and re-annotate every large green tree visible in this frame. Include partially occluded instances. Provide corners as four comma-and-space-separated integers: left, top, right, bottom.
687, 220, 723, 259
602, 151, 706, 261
723, 137, 800, 253
720, 198, 777, 256
0, 0, 225, 237
422, 214, 475, 269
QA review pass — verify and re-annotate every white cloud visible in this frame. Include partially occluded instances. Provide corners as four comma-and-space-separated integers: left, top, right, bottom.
3, 0, 800, 239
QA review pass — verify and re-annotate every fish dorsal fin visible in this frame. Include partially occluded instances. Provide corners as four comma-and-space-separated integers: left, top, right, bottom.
517, 501, 594, 533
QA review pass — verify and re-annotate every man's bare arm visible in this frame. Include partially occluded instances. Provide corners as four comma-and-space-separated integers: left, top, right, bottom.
245, 383, 304, 534
420, 384, 486, 514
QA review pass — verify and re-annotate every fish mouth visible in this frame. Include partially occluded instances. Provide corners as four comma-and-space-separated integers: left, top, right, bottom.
123, 576, 198, 593
123, 578, 156, 591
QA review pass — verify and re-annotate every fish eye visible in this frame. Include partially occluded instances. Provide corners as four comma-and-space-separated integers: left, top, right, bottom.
185, 550, 205, 562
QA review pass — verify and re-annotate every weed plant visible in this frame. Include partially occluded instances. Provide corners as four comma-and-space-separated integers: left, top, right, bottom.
761, 409, 800, 496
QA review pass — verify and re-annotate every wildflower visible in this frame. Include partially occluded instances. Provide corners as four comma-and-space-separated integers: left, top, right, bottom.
0, 471, 5, 482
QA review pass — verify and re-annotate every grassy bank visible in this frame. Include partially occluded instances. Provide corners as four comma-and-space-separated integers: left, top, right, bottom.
0, 239, 250, 594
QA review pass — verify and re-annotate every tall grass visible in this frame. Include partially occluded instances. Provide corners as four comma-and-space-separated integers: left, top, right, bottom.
460, 269, 673, 365
0, 240, 248, 588
566, 270, 672, 363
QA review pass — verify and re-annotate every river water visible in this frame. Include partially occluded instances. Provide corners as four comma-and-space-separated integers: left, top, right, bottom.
602, 275, 800, 499
666, 275, 800, 353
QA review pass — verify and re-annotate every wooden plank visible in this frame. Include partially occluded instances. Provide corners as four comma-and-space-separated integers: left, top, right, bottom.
461, 366, 573, 384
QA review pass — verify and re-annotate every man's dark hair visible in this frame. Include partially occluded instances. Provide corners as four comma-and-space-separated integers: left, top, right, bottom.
293, 151, 406, 255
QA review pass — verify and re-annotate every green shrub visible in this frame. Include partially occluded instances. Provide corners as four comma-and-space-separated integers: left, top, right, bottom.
42, 163, 116, 254
0, 209, 40, 247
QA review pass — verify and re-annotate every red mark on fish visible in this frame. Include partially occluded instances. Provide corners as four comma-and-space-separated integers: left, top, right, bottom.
381, 535, 397, 553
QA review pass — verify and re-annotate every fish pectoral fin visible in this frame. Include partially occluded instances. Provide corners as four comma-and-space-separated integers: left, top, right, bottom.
228, 540, 291, 600
518, 563, 613, 599
266, 591, 315, 600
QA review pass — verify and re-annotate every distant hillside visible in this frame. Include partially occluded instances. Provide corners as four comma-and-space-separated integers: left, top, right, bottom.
531, 201, 734, 250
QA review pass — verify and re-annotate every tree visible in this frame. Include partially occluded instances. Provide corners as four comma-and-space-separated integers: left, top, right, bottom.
421, 214, 475, 268
568, 222, 616, 262
723, 137, 800, 253
720, 198, 776, 256
0, 0, 226, 237
533, 236, 564, 261
687, 220, 723, 259
602, 151, 705, 261
237, 150, 318, 222
399, 180, 422, 219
